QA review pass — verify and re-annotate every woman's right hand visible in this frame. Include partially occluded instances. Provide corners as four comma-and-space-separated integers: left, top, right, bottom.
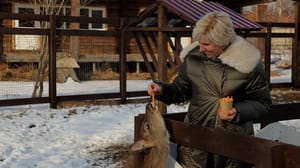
147, 82, 162, 96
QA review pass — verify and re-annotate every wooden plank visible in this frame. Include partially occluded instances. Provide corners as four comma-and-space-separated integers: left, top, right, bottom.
138, 110, 300, 168
120, 18, 129, 103
157, 4, 168, 113
164, 119, 276, 167
3, 52, 157, 63
69, 0, 80, 60
0, 12, 120, 26
0, 12, 49, 21
0, 97, 50, 107
0, 27, 49, 35
265, 22, 272, 88
128, 115, 299, 168
284, 145, 300, 168
57, 15, 120, 26
165, 35, 176, 67
79, 53, 156, 62
134, 32, 155, 79
258, 22, 294, 27
56, 91, 147, 102
141, 32, 158, 70
162, 103, 300, 167
146, 31, 158, 48
49, 15, 57, 108
56, 29, 120, 36
174, 33, 183, 64
293, 2, 300, 87
126, 26, 193, 32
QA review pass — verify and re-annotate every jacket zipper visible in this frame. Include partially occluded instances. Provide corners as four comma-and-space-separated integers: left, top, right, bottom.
215, 64, 227, 128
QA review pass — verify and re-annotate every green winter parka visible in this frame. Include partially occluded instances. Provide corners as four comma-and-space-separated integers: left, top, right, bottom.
156, 35, 272, 134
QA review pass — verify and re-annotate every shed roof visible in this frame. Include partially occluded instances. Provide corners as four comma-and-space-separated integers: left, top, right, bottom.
135, 0, 258, 30
159, 0, 263, 30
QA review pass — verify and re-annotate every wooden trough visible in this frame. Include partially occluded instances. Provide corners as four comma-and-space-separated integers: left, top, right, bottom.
134, 103, 300, 168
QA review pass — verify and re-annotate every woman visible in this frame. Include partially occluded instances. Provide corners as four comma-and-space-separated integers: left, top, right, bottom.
147, 12, 272, 168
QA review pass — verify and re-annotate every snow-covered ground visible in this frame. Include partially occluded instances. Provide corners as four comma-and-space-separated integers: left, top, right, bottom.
0, 79, 188, 168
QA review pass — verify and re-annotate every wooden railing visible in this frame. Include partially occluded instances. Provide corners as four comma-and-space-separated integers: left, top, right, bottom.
134, 103, 300, 168
0, 11, 298, 108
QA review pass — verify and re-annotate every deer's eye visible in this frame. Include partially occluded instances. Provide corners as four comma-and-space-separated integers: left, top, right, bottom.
144, 123, 150, 130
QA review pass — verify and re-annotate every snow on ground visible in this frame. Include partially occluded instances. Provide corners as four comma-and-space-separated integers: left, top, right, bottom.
0, 103, 188, 168
0, 79, 188, 168
0, 65, 299, 168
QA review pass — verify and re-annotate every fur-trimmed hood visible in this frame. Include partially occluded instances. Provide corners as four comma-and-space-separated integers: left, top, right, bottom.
179, 36, 261, 73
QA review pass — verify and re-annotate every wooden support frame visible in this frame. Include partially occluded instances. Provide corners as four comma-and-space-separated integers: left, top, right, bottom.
49, 15, 57, 108
293, 2, 300, 87
140, 32, 158, 70
134, 32, 156, 79
157, 3, 168, 113
120, 18, 128, 103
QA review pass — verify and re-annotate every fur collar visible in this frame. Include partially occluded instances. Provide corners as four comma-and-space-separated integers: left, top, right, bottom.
179, 36, 261, 73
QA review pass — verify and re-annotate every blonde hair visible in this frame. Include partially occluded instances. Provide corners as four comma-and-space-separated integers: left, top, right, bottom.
192, 11, 236, 47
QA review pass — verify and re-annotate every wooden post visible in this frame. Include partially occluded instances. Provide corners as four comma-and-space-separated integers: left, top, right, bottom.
120, 18, 128, 103
265, 23, 272, 87
257, 5, 268, 56
293, 2, 300, 87
0, 21, 3, 56
49, 15, 57, 108
157, 3, 167, 113
70, 0, 80, 60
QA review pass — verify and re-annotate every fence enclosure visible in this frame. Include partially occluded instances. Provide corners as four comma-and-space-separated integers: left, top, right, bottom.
134, 103, 300, 168
0, 13, 297, 108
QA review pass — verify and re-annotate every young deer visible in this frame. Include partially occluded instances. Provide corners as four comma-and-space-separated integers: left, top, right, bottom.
125, 103, 170, 168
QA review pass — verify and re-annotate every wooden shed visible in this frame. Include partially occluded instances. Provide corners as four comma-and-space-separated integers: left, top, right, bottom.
122, 0, 269, 111
0, 0, 154, 64
2, 0, 300, 87
124, 0, 265, 80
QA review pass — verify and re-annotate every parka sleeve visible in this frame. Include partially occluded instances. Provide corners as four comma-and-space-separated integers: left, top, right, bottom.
233, 61, 272, 123
154, 60, 192, 105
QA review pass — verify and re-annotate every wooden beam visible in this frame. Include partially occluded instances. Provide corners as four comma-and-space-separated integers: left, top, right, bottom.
141, 32, 158, 70
174, 33, 183, 64
134, 32, 155, 79
120, 18, 129, 103
70, 0, 80, 60
265, 22, 272, 88
293, 2, 300, 87
135, 110, 300, 168
49, 15, 57, 108
157, 3, 168, 113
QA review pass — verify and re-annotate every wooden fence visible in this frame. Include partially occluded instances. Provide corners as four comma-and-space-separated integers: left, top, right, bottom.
0, 12, 298, 108
134, 103, 300, 168
0, 12, 150, 108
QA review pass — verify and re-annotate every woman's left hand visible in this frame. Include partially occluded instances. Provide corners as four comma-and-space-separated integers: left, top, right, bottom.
218, 107, 237, 121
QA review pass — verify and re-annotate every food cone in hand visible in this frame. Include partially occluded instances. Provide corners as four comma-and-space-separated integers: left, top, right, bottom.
220, 96, 233, 115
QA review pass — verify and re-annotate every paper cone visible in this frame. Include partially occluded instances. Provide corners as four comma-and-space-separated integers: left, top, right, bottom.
220, 96, 233, 115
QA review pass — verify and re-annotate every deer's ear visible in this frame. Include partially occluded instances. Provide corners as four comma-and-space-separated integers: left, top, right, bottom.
131, 140, 154, 151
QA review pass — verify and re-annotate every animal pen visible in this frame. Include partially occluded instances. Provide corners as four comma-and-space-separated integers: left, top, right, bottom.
134, 103, 300, 168
0, 0, 300, 166
0, 0, 300, 108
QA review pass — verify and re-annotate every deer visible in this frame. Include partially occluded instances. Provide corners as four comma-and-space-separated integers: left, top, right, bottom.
125, 103, 182, 168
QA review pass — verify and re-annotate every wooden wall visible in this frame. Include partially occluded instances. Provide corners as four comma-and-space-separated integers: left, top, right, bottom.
0, 0, 155, 63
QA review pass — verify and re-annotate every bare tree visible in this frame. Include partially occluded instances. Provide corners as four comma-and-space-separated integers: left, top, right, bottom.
31, 0, 93, 98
